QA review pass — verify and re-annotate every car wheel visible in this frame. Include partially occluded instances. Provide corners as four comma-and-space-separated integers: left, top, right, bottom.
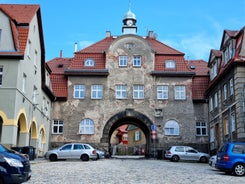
81, 154, 89, 161
49, 154, 57, 161
97, 153, 100, 160
199, 156, 208, 163
233, 163, 245, 176
171, 155, 179, 162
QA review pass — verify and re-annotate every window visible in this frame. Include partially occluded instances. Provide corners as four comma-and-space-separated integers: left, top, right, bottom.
209, 96, 213, 111
133, 56, 141, 67
231, 112, 235, 132
61, 144, 72, 151
165, 60, 176, 69
134, 131, 140, 141
133, 85, 144, 99
174, 86, 186, 100
210, 127, 214, 142
214, 92, 218, 108
229, 78, 234, 96
196, 121, 207, 136
22, 73, 26, 93
74, 85, 85, 99
223, 116, 229, 135
223, 84, 227, 100
164, 120, 179, 135
74, 144, 84, 150
210, 61, 218, 80
91, 85, 103, 99
157, 85, 168, 99
119, 56, 127, 66
52, 120, 63, 134
32, 86, 38, 104
79, 119, 94, 134
84, 59, 95, 66
116, 85, 127, 99
34, 50, 37, 67
0, 66, 3, 86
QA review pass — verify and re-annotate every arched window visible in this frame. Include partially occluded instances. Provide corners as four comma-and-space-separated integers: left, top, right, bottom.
164, 120, 179, 135
79, 119, 94, 134
84, 59, 95, 66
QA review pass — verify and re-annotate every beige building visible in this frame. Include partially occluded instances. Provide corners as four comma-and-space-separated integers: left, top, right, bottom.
206, 28, 245, 154
47, 9, 209, 156
0, 5, 55, 156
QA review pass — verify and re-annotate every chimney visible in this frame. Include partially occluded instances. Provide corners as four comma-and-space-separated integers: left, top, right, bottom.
74, 42, 78, 52
60, 50, 62, 58
148, 31, 154, 38
106, 31, 111, 37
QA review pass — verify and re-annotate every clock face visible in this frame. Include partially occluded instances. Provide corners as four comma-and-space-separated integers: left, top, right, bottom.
127, 20, 133, 26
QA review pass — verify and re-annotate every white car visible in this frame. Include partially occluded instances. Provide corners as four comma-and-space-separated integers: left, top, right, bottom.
45, 143, 97, 161
209, 155, 217, 168
165, 146, 210, 163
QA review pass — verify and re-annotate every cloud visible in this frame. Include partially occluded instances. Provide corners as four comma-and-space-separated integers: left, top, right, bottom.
163, 32, 221, 61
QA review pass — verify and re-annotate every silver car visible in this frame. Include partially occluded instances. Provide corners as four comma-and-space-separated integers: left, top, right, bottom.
45, 143, 97, 161
165, 146, 210, 163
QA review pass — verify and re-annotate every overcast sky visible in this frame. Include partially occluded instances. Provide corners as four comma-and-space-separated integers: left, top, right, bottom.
2, 0, 245, 61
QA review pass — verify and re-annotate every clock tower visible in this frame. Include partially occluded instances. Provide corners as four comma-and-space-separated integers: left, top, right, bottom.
122, 8, 137, 34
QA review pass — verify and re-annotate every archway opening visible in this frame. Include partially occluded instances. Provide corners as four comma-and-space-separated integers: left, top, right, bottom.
101, 109, 153, 157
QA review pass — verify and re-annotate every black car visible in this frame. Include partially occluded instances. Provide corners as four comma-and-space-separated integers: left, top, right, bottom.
0, 144, 31, 184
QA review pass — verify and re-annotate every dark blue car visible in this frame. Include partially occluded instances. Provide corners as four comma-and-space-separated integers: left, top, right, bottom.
215, 142, 245, 176
0, 144, 31, 184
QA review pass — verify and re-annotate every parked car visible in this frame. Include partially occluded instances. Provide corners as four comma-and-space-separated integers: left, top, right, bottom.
165, 146, 210, 163
209, 155, 217, 168
44, 143, 97, 161
215, 142, 245, 176
0, 144, 31, 184
95, 148, 105, 159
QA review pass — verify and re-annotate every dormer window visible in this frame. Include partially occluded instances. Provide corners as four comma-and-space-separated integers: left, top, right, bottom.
165, 60, 176, 69
84, 59, 95, 67
223, 41, 234, 65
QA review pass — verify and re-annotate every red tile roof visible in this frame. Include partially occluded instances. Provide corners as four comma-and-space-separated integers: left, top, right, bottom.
192, 76, 209, 100
188, 60, 209, 75
0, 4, 40, 56
47, 58, 73, 99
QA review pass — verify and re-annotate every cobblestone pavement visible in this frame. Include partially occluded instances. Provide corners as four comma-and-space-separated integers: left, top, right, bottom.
26, 158, 244, 184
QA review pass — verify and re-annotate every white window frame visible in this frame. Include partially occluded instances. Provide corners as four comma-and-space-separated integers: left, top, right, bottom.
157, 85, 168, 99
133, 55, 141, 67
133, 85, 144, 99
174, 86, 186, 100
165, 60, 176, 69
84, 59, 95, 66
119, 56, 127, 66
52, 120, 64, 134
74, 85, 85, 99
164, 120, 179, 135
79, 119, 94, 134
91, 85, 103, 99
116, 85, 127, 99
196, 121, 207, 136
134, 131, 140, 141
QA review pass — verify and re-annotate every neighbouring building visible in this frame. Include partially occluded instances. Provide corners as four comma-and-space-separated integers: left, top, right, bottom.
206, 28, 245, 154
0, 4, 55, 156
47, 8, 210, 156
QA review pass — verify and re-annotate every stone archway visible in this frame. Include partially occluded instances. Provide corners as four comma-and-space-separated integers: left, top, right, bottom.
101, 108, 153, 157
